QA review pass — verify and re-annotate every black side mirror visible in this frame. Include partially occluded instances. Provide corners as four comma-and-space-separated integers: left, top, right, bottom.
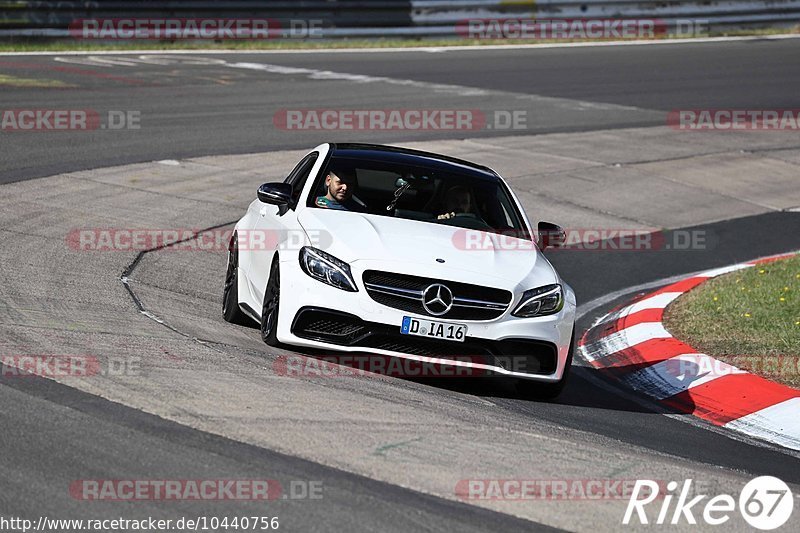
538, 221, 566, 250
257, 182, 293, 205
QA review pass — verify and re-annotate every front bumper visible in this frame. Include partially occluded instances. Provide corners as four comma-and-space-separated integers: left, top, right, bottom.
276, 257, 576, 382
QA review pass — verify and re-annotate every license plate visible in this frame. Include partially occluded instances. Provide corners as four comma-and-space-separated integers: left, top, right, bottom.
400, 316, 467, 342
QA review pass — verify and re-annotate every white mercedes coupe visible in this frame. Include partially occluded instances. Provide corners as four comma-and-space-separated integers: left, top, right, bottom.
223, 143, 576, 398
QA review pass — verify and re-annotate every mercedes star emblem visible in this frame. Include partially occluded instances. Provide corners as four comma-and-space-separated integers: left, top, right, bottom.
422, 283, 454, 316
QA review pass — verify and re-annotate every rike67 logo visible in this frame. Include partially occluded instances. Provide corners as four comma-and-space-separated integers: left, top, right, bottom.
623, 476, 794, 530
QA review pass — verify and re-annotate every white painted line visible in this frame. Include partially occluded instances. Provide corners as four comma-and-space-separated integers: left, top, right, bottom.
2, 33, 800, 56
748, 252, 800, 264
724, 397, 800, 452
698, 263, 752, 278
36, 54, 654, 114
53, 55, 231, 68
227, 61, 489, 96
224, 60, 647, 112
623, 354, 746, 400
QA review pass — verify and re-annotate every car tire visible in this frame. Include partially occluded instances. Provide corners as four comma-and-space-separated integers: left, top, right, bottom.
515, 327, 574, 400
260, 256, 281, 347
222, 234, 250, 326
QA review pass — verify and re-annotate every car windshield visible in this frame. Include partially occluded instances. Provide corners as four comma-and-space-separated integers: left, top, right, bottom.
310, 156, 530, 238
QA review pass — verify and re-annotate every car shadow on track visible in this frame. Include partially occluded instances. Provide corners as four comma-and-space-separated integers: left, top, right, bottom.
271, 342, 696, 415
406, 366, 693, 415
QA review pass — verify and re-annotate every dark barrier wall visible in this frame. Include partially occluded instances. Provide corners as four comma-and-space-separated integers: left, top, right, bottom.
1, 0, 798, 36
0, 1, 413, 30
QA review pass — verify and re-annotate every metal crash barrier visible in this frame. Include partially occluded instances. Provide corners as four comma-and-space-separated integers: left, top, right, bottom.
1, 0, 798, 39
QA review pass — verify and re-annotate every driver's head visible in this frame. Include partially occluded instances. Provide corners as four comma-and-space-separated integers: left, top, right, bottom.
445, 186, 472, 213
325, 168, 357, 202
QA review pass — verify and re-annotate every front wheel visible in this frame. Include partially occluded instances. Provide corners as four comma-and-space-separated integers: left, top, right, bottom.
260, 257, 281, 347
515, 329, 574, 400
222, 234, 249, 326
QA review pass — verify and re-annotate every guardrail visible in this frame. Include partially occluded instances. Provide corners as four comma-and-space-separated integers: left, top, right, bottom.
0, 0, 798, 39
411, 0, 800, 28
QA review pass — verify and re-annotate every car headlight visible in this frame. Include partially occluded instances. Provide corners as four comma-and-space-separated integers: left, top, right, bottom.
512, 284, 563, 318
299, 246, 358, 292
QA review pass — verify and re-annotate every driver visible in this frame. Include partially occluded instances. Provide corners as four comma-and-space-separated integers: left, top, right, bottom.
315, 168, 366, 212
437, 186, 474, 220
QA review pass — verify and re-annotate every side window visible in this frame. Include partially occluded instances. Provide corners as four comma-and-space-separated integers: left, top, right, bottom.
284, 153, 318, 208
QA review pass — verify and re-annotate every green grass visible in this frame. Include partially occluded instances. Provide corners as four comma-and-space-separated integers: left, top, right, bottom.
664, 254, 800, 388
1, 26, 798, 52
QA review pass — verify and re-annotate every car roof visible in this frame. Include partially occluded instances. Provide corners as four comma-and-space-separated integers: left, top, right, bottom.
329, 143, 500, 181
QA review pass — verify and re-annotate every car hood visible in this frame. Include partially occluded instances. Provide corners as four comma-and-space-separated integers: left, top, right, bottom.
297, 208, 557, 288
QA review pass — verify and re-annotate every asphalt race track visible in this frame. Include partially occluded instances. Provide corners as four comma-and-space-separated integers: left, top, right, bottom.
1, 39, 800, 532
2, 38, 800, 183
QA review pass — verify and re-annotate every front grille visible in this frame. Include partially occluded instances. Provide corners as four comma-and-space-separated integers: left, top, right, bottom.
291, 308, 556, 375
362, 270, 512, 321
